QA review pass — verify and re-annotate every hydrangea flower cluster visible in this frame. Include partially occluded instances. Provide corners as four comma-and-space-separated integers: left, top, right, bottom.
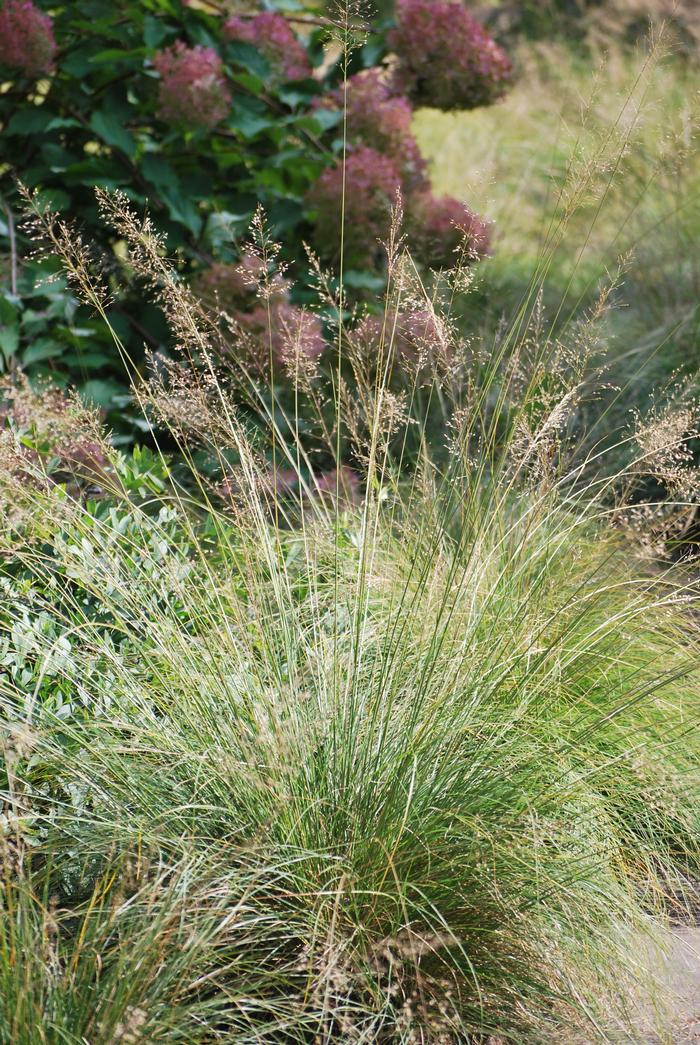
389, 0, 512, 111
223, 13, 311, 82
307, 145, 402, 268
314, 465, 361, 506
192, 262, 256, 311
408, 191, 491, 268
0, 0, 57, 76
238, 301, 326, 374
193, 256, 289, 312
218, 462, 361, 510
194, 256, 326, 377
353, 308, 451, 368
154, 42, 231, 128
308, 27, 501, 272
323, 69, 428, 193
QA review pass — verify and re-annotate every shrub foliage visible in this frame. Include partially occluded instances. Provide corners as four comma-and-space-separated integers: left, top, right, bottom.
0, 0, 508, 430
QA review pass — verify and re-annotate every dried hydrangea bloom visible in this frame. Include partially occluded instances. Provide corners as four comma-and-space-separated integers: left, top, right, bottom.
53, 438, 109, 481
154, 42, 231, 128
320, 69, 428, 193
193, 256, 289, 312
263, 465, 300, 497
409, 191, 491, 268
308, 146, 402, 267
223, 13, 311, 82
0, 377, 110, 486
393, 308, 452, 365
274, 302, 326, 375
389, 0, 512, 111
0, 0, 57, 76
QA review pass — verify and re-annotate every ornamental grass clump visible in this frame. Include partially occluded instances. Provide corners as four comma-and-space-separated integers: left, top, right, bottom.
1, 185, 700, 1041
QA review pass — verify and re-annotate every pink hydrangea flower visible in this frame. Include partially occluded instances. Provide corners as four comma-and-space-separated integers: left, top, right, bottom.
217, 464, 299, 507
55, 438, 110, 481
393, 308, 451, 363
274, 302, 326, 370
154, 42, 231, 128
308, 145, 402, 267
223, 13, 311, 82
409, 192, 491, 268
321, 69, 427, 193
389, 0, 512, 111
193, 261, 255, 310
0, 0, 57, 76
353, 308, 451, 367
193, 256, 289, 311
217, 466, 299, 507
314, 465, 361, 506
264, 465, 300, 496
237, 301, 326, 374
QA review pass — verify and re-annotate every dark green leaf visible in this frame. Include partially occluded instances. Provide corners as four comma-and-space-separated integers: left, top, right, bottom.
90, 110, 137, 158
81, 379, 122, 407
22, 340, 65, 365
144, 16, 169, 48
0, 325, 19, 362
160, 187, 202, 237
5, 108, 53, 135
141, 154, 179, 190
226, 40, 270, 80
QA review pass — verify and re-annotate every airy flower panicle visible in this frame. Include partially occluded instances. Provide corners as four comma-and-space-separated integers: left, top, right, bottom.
0, 0, 57, 77
223, 13, 311, 82
389, 0, 512, 111
154, 42, 231, 128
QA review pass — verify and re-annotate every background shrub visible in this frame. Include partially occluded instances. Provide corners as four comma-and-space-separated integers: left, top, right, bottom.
0, 0, 509, 436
